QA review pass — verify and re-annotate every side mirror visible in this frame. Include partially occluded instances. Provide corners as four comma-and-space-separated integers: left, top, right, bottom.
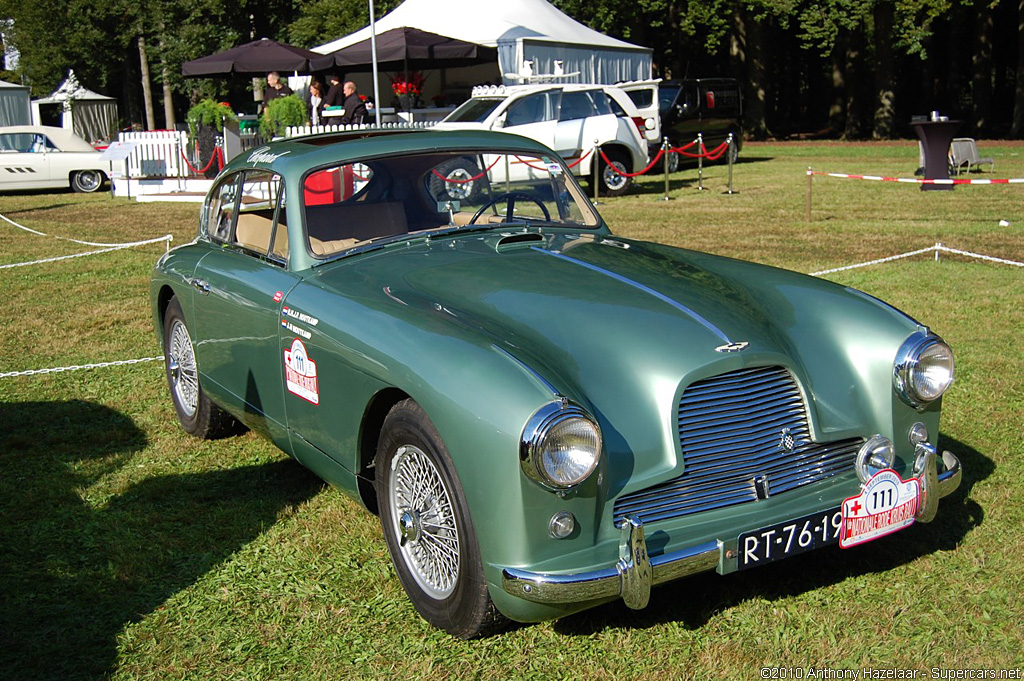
494, 113, 507, 129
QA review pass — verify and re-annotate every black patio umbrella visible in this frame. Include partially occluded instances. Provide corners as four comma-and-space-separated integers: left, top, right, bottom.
182, 38, 322, 77
310, 27, 496, 72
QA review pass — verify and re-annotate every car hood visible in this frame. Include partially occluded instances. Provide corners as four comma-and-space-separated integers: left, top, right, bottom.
316, 230, 918, 459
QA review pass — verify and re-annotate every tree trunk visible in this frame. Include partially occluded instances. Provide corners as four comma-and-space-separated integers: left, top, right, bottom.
971, 0, 994, 135
161, 62, 176, 129
872, 1, 896, 139
844, 25, 867, 139
1013, 1, 1024, 136
829, 32, 847, 135
733, 4, 770, 139
137, 35, 155, 131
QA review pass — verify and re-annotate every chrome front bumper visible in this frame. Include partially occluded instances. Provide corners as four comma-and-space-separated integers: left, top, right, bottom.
501, 448, 962, 609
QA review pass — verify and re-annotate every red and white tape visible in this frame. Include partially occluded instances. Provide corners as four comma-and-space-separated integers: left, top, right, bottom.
808, 170, 1024, 185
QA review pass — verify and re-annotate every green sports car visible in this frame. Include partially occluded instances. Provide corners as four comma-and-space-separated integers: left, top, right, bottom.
151, 129, 962, 638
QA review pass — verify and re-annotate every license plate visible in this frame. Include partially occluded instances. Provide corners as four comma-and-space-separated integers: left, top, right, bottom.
737, 508, 842, 571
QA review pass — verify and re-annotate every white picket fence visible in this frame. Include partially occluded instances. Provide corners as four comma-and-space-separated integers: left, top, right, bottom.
284, 121, 434, 138
118, 130, 190, 178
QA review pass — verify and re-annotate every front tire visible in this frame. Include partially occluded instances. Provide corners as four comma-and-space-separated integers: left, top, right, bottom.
71, 169, 104, 193
375, 399, 507, 638
163, 296, 237, 438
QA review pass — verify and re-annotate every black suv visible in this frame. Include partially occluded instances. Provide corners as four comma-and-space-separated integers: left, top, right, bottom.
625, 78, 743, 170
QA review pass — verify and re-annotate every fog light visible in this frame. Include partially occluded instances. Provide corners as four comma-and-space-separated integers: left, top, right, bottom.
856, 435, 895, 483
549, 511, 576, 539
909, 422, 929, 445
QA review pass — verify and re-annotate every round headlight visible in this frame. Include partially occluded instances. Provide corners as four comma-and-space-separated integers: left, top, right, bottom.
856, 434, 895, 483
521, 401, 602, 490
894, 332, 955, 408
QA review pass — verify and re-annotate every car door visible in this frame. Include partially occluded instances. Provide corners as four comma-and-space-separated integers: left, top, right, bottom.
0, 132, 52, 189
191, 169, 299, 441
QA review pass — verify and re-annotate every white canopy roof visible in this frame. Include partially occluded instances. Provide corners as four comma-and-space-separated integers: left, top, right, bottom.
314, 0, 651, 84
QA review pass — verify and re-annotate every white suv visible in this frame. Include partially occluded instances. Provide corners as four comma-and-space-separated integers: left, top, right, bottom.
437, 84, 652, 196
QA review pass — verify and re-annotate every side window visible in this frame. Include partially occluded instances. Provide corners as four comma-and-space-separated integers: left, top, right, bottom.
504, 93, 552, 127
0, 133, 35, 153
203, 174, 241, 242
558, 91, 598, 121
234, 170, 288, 263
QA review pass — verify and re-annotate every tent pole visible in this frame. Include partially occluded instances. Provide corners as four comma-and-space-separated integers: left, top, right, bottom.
370, 0, 382, 126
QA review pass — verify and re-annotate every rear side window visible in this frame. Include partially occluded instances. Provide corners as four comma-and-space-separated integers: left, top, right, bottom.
558, 91, 599, 121
626, 89, 653, 108
203, 170, 288, 263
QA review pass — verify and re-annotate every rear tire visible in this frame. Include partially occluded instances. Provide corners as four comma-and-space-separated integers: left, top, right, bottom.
375, 399, 507, 638
598, 150, 631, 197
71, 170, 104, 193
429, 158, 484, 203
163, 296, 237, 438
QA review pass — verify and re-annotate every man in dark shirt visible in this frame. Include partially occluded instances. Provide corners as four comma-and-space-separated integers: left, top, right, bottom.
324, 74, 344, 108
262, 71, 293, 109
340, 81, 367, 125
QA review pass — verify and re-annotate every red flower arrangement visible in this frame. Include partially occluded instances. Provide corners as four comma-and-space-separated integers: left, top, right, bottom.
390, 71, 426, 96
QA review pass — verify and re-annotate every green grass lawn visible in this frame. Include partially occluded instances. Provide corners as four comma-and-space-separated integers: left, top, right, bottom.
1, 142, 1022, 679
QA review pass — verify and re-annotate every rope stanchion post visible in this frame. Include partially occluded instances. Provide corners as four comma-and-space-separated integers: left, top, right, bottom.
696, 134, 706, 191
662, 139, 671, 201
725, 133, 736, 195
592, 141, 601, 205
806, 168, 813, 222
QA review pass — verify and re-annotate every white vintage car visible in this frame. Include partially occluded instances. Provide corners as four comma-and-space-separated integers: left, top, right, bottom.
0, 125, 107, 193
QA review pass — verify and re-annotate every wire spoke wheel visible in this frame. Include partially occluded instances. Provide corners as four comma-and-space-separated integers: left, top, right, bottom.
167, 318, 199, 417
388, 444, 460, 599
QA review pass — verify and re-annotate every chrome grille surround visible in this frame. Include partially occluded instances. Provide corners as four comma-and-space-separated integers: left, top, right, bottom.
613, 366, 863, 525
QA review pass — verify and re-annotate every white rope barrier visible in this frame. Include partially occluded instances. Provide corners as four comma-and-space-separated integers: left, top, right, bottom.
0, 356, 163, 379
0, 235, 174, 270
810, 242, 1024, 276
1, 212, 173, 248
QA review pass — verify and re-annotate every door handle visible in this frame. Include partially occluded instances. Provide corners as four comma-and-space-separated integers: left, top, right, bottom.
190, 278, 210, 294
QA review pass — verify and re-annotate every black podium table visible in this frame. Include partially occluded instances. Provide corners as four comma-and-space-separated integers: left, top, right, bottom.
912, 119, 960, 191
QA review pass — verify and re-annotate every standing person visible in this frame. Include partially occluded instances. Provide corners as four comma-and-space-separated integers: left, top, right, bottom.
323, 74, 344, 107
340, 81, 367, 125
262, 71, 293, 110
309, 81, 325, 126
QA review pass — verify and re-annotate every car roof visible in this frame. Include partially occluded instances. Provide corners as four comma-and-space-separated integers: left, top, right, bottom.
224, 128, 559, 176
0, 125, 96, 152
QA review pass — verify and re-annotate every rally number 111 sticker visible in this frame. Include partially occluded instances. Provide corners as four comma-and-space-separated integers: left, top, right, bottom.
284, 339, 319, 405
840, 469, 920, 548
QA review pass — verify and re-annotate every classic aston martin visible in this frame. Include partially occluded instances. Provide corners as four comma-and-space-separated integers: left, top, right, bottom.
151, 129, 962, 638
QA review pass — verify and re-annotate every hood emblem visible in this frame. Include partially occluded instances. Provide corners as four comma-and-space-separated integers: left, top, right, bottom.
779, 428, 797, 452
715, 341, 749, 353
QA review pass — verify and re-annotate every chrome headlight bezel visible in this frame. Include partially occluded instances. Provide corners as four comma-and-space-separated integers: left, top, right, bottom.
520, 400, 602, 491
893, 331, 955, 409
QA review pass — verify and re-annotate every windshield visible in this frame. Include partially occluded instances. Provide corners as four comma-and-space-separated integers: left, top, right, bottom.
302, 149, 600, 260
444, 98, 503, 123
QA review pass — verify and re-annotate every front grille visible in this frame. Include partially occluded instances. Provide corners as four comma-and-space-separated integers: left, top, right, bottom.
613, 366, 862, 525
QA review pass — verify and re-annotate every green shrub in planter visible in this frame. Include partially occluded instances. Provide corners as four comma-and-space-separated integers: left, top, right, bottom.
260, 95, 308, 138
186, 99, 238, 136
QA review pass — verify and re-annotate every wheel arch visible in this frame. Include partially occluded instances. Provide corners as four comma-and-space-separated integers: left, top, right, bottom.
356, 386, 412, 515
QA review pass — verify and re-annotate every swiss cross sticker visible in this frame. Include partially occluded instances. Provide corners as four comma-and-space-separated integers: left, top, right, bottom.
273, 290, 284, 303
840, 469, 920, 548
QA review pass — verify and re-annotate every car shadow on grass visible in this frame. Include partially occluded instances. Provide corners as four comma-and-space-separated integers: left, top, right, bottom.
0, 399, 323, 679
554, 434, 990, 636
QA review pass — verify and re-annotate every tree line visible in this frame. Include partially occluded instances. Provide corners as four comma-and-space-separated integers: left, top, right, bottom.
1, 0, 1020, 139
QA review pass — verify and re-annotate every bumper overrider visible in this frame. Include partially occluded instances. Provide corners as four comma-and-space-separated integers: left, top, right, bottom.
501, 446, 961, 609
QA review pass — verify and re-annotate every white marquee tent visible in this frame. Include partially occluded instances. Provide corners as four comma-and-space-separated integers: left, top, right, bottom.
314, 0, 652, 85
31, 71, 118, 143
0, 80, 31, 126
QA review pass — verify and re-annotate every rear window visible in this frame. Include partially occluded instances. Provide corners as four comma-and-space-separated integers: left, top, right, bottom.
626, 89, 654, 109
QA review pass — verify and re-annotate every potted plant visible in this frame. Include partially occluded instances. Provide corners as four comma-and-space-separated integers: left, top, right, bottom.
186, 99, 237, 178
389, 71, 426, 111
260, 94, 307, 139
